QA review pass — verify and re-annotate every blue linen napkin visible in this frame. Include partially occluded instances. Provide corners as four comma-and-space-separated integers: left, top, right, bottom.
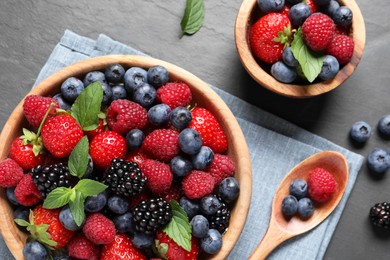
0, 30, 364, 259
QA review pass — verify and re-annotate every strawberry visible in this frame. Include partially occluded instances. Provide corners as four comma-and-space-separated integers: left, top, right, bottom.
155, 230, 200, 260
249, 12, 292, 64
68, 233, 100, 260
206, 153, 235, 186
126, 149, 148, 165
85, 118, 106, 142
89, 130, 127, 170
280, 5, 290, 16
140, 159, 173, 194
307, 167, 337, 203
188, 107, 228, 154
302, 13, 335, 51
83, 213, 116, 245
23, 95, 60, 128
305, 0, 319, 13
182, 170, 215, 199
326, 34, 354, 65
9, 135, 46, 170
14, 174, 42, 206
0, 158, 24, 187
141, 129, 180, 162
41, 114, 84, 158
101, 233, 146, 260
156, 82, 192, 109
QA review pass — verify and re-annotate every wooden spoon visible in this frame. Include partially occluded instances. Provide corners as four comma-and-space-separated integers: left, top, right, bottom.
249, 151, 348, 260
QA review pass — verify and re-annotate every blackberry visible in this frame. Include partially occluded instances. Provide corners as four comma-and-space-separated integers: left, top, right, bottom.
369, 202, 390, 229
208, 196, 231, 234
105, 158, 147, 197
31, 163, 72, 198
132, 198, 172, 235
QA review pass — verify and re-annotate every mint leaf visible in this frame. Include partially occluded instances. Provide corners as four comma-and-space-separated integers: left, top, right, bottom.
43, 187, 72, 209
291, 28, 324, 83
180, 0, 205, 37
71, 81, 103, 131
68, 136, 89, 178
74, 179, 107, 197
162, 200, 191, 251
69, 190, 85, 226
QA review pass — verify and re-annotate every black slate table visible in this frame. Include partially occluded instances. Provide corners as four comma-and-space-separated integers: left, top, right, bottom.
0, 0, 388, 259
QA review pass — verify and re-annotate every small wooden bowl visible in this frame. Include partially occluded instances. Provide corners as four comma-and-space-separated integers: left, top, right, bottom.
235, 0, 366, 98
0, 55, 252, 260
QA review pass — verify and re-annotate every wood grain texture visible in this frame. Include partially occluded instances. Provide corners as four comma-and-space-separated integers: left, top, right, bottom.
235, 0, 366, 98
0, 55, 252, 260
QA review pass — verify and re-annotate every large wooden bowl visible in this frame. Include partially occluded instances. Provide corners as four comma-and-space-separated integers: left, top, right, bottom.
235, 0, 366, 98
0, 55, 252, 259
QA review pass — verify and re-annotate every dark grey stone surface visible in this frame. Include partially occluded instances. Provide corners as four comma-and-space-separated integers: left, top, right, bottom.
0, 0, 388, 259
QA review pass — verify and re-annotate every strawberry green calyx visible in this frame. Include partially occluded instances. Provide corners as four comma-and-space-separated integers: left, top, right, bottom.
273, 25, 294, 49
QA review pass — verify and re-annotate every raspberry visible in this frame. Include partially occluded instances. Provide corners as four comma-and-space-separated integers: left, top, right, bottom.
106, 99, 148, 135
206, 154, 235, 186
157, 184, 182, 202
0, 158, 24, 187
83, 213, 116, 245
302, 13, 336, 51
182, 170, 215, 199
156, 82, 192, 109
307, 167, 337, 203
68, 233, 100, 260
23, 95, 60, 128
326, 34, 354, 65
141, 129, 180, 162
140, 159, 173, 194
14, 174, 42, 206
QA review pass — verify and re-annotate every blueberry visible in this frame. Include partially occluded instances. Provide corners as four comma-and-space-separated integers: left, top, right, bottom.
332, 6, 353, 27
200, 229, 223, 254
289, 179, 308, 199
378, 115, 390, 137
179, 128, 202, 155
282, 195, 298, 216
132, 231, 154, 249
107, 195, 129, 214
148, 104, 171, 125
83, 71, 106, 86
126, 129, 145, 150
113, 212, 134, 233
6, 187, 20, 206
271, 61, 297, 83
23, 241, 48, 260
297, 197, 315, 218
147, 65, 169, 88
179, 196, 200, 219
313, 0, 331, 5
170, 155, 193, 177
105, 63, 125, 84
322, 0, 340, 17
59, 205, 85, 231
124, 67, 148, 94
288, 3, 312, 28
191, 146, 214, 170
84, 191, 108, 212
132, 83, 157, 107
13, 206, 29, 221
367, 148, 390, 174
350, 121, 372, 143
53, 93, 71, 110
111, 84, 128, 100
190, 215, 209, 238
100, 82, 113, 106
200, 194, 221, 215
282, 47, 299, 67
218, 177, 240, 203
256, 0, 285, 13
61, 77, 85, 103
319, 55, 339, 81
170, 106, 192, 130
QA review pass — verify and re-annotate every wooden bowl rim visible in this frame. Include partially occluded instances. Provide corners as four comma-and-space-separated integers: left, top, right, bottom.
235, 0, 366, 98
0, 55, 252, 260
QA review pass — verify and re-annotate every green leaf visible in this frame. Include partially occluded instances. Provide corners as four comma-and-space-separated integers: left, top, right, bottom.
162, 200, 191, 251
291, 28, 324, 83
180, 0, 205, 37
68, 136, 89, 178
74, 179, 107, 197
14, 218, 30, 227
70, 81, 103, 131
43, 187, 72, 209
69, 190, 85, 227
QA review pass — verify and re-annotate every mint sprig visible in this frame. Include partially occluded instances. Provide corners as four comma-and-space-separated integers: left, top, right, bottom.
180, 0, 205, 37
68, 136, 89, 178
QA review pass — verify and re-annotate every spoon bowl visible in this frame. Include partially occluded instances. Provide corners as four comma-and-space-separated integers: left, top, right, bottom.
249, 151, 348, 259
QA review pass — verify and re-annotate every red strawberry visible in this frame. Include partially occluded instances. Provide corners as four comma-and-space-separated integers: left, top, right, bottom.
141, 129, 180, 162
280, 5, 290, 16
206, 153, 235, 186
156, 82, 192, 109
305, 0, 319, 13
155, 230, 199, 260
90, 131, 127, 170
249, 12, 292, 64
106, 99, 148, 135
326, 34, 354, 65
302, 13, 335, 51
101, 233, 146, 260
83, 213, 116, 245
9, 136, 46, 170
33, 205, 75, 249
41, 114, 84, 158
85, 118, 106, 142
23, 95, 60, 128
188, 107, 228, 154
0, 158, 24, 187
68, 233, 100, 260
182, 170, 215, 199
307, 167, 337, 203
140, 159, 173, 194
14, 174, 42, 206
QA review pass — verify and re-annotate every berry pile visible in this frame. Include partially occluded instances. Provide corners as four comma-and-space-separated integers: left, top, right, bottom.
249, 0, 355, 84
0, 63, 241, 259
